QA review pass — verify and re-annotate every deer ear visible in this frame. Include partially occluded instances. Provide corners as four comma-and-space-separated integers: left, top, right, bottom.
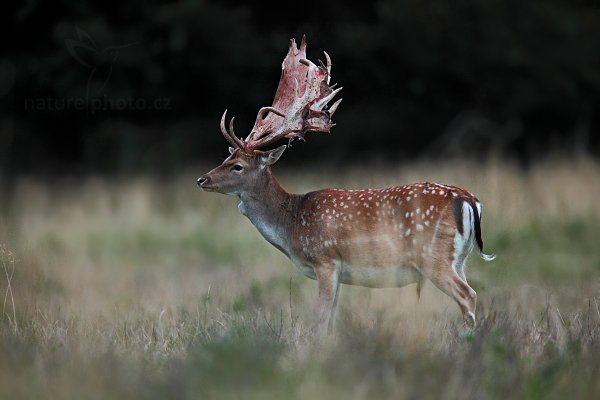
228, 147, 235, 155
260, 145, 287, 166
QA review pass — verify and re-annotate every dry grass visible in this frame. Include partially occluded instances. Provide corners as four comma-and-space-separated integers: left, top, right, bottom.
1, 157, 600, 399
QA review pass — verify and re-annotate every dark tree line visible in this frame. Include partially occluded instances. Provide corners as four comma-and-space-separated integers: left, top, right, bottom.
1, 0, 599, 176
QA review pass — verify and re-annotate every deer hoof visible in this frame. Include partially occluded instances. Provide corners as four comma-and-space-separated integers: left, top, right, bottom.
464, 311, 476, 330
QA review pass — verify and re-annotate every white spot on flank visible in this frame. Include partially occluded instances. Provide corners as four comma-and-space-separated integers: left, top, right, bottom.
405, 228, 411, 236
407, 196, 411, 201
416, 223, 424, 231
429, 205, 435, 211
416, 208, 420, 214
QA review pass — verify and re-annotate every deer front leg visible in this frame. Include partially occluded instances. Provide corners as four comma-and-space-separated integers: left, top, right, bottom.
314, 262, 341, 337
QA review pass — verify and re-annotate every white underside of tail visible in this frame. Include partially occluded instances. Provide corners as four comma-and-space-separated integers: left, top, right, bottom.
479, 252, 496, 261
474, 202, 496, 261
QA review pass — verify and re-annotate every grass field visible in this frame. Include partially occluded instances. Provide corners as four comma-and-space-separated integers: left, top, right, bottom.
1, 157, 600, 399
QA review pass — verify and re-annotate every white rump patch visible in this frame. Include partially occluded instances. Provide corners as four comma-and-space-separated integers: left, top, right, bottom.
451, 201, 474, 279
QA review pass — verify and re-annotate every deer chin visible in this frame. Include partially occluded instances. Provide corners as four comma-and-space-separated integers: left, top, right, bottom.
200, 185, 238, 196
199, 184, 218, 193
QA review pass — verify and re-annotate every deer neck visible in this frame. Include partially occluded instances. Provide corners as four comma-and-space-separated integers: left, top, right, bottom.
238, 169, 299, 256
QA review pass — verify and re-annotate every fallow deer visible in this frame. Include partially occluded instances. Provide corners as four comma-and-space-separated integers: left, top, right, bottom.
197, 37, 495, 335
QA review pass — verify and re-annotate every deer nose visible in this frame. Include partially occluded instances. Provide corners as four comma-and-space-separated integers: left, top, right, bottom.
197, 176, 209, 187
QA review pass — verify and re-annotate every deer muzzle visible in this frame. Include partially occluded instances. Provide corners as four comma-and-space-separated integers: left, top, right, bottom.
197, 175, 215, 191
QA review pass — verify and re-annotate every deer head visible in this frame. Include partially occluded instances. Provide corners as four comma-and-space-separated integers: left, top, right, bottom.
197, 36, 342, 194
197, 145, 287, 195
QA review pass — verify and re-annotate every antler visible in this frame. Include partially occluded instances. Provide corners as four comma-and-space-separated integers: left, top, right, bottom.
220, 36, 342, 151
220, 110, 244, 148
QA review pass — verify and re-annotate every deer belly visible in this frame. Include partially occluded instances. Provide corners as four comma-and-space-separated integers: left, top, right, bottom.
339, 263, 421, 288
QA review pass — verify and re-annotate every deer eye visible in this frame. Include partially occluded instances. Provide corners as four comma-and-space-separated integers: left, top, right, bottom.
232, 164, 243, 172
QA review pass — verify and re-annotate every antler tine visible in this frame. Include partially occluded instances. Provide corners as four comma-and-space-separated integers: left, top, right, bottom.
324, 51, 331, 69
328, 98, 343, 116
313, 86, 343, 110
299, 34, 307, 51
246, 107, 286, 142
220, 110, 235, 147
229, 119, 245, 149
299, 58, 316, 68
259, 106, 285, 118
220, 109, 244, 149
229, 117, 241, 146
324, 51, 332, 84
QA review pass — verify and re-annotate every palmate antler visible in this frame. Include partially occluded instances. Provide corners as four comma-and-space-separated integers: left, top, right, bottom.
220, 36, 342, 151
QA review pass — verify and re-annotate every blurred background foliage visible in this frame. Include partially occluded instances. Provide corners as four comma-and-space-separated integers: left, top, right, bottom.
0, 0, 599, 178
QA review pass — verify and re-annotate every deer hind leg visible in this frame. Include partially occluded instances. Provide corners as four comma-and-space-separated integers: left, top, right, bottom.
426, 264, 477, 330
441, 207, 478, 328
314, 262, 341, 337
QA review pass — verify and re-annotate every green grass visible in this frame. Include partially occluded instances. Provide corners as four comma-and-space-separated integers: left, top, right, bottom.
1, 158, 600, 399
